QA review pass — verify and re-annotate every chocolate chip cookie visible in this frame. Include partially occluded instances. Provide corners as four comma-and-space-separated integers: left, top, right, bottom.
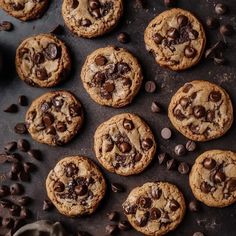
46, 156, 106, 217
94, 113, 156, 176
25, 91, 84, 146
144, 8, 206, 71
122, 182, 186, 236
16, 34, 71, 88
168, 80, 233, 142
189, 150, 236, 207
81, 46, 143, 107
62, 0, 123, 38
0, 0, 49, 21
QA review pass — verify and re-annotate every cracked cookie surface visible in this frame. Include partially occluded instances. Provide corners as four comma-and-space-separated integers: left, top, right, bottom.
0, 0, 49, 21
16, 34, 71, 88
94, 113, 156, 176
168, 80, 233, 142
122, 182, 186, 236
81, 46, 143, 108
25, 91, 84, 146
46, 156, 106, 217
62, 0, 123, 38
144, 8, 206, 71
189, 150, 236, 207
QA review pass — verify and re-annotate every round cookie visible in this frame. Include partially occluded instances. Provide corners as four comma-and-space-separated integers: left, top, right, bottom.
144, 8, 206, 71
62, 0, 123, 38
16, 34, 71, 88
46, 156, 106, 217
25, 91, 84, 146
168, 80, 233, 142
0, 0, 49, 21
81, 46, 143, 108
122, 182, 186, 236
94, 113, 156, 176
189, 150, 236, 208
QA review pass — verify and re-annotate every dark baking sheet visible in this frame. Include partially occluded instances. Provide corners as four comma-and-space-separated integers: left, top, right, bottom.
1, 0, 236, 235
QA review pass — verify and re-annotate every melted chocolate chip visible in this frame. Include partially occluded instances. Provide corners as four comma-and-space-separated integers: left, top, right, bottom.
182, 83, 193, 93
95, 55, 107, 66
177, 15, 188, 27
180, 97, 189, 108
123, 119, 134, 130
46, 126, 56, 135
135, 212, 149, 227
153, 33, 163, 44
169, 199, 180, 211
42, 113, 54, 126
35, 68, 48, 80
184, 46, 196, 58
209, 91, 221, 102
123, 203, 137, 215
151, 187, 162, 199
203, 158, 216, 170
214, 171, 226, 183
80, 19, 92, 27
117, 62, 131, 74
33, 52, 45, 64
52, 96, 64, 108
167, 28, 179, 39
103, 82, 115, 93
193, 105, 206, 118
226, 179, 236, 192
141, 138, 153, 150
69, 104, 82, 117
56, 122, 67, 132
150, 208, 161, 220
45, 43, 60, 60
54, 181, 65, 192
174, 109, 186, 121
200, 182, 211, 193
137, 197, 152, 208
12, 2, 24, 10
118, 142, 132, 153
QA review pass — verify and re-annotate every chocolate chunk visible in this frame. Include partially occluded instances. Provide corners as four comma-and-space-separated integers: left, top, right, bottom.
203, 158, 216, 170
91, 8, 101, 18
18, 196, 31, 206
153, 32, 163, 44
46, 126, 56, 135
9, 204, 21, 216
118, 220, 131, 231
105, 224, 118, 235
118, 142, 131, 153
179, 97, 189, 109
177, 15, 188, 27
215, 3, 227, 15
137, 196, 152, 208
2, 217, 14, 228
4, 104, 18, 113
193, 232, 205, 236
186, 140, 196, 152
167, 159, 177, 170
75, 185, 88, 196
123, 203, 137, 215
117, 62, 130, 74
206, 17, 219, 29
117, 32, 130, 44
135, 212, 149, 227
43, 199, 53, 211
158, 153, 169, 165
174, 109, 186, 121
193, 105, 206, 118
189, 199, 200, 212
141, 138, 153, 150
164, 0, 176, 7
0, 199, 12, 208
167, 27, 179, 39
184, 46, 196, 58
161, 128, 172, 139
0, 21, 13, 31
134, 153, 142, 162
27, 149, 41, 160
209, 91, 221, 102
189, 124, 200, 134
151, 101, 161, 113
18, 95, 28, 106
69, 104, 82, 117
65, 164, 78, 177
11, 162, 22, 174
123, 119, 134, 130
20, 207, 31, 219
174, 144, 186, 156
214, 171, 226, 183
33, 52, 45, 64
220, 24, 234, 36
4, 141, 17, 152
10, 183, 24, 195
145, 80, 156, 93
107, 211, 119, 221
150, 208, 161, 220
17, 139, 30, 152
151, 187, 162, 199
95, 55, 107, 66
80, 19, 92, 27
200, 182, 211, 193
43, 113, 54, 126
169, 199, 180, 211
45, 43, 60, 60
111, 183, 124, 193
226, 179, 236, 192
54, 182, 65, 192
178, 162, 190, 175
0, 185, 10, 197
35, 68, 48, 80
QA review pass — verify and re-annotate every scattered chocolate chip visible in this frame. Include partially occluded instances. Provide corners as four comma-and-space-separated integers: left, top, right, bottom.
0, 21, 13, 31
111, 183, 124, 193
137, 197, 152, 208
17, 139, 30, 152
43, 199, 53, 211
23, 162, 36, 173
118, 220, 131, 231
145, 80, 156, 93
141, 138, 153, 150
0, 153, 9, 164
205, 41, 226, 59
189, 199, 200, 212
174, 144, 186, 156
206, 17, 219, 29
18, 170, 30, 182
18, 95, 28, 106
107, 211, 119, 221
215, 3, 227, 15
117, 32, 130, 44
193, 105, 206, 118
164, 0, 176, 7
161, 127, 172, 140
0, 185, 10, 197
54, 181, 65, 192
220, 24, 234, 36
27, 149, 42, 160
4, 141, 17, 152
4, 104, 18, 113
158, 153, 169, 165
10, 183, 24, 195
185, 140, 196, 152
14, 123, 27, 134
50, 24, 64, 34
178, 162, 190, 175
7, 153, 21, 163
0, 199, 12, 208
203, 158, 216, 170
193, 232, 205, 236
18, 196, 31, 206
151, 101, 161, 113
105, 224, 118, 235
167, 158, 177, 170
95, 55, 107, 66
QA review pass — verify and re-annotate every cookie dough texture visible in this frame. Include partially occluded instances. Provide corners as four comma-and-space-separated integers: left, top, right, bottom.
62, 0, 123, 38
123, 182, 186, 236
25, 91, 84, 146
46, 156, 106, 217
16, 34, 71, 88
0, 0, 49, 21
94, 113, 156, 176
190, 150, 236, 208
144, 8, 206, 71
168, 80, 233, 142
81, 46, 143, 108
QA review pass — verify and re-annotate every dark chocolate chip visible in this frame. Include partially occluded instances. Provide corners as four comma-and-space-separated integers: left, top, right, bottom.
18, 196, 31, 206
75, 185, 88, 196
45, 43, 60, 60
41, 102, 51, 112
215, 3, 227, 15
193, 105, 206, 118
4, 104, 18, 113
65, 164, 78, 177
80, 19, 92, 27
178, 162, 190, 175
117, 32, 130, 44
0, 153, 8, 164
158, 153, 169, 165
18, 95, 28, 106
89, 0, 100, 9
141, 138, 153, 151
205, 41, 226, 59
150, 208, 161, 220
167, 27, 179, 39
214, 56, 226, 65
52, 96, 64, 108
17, 139, 30, 152
43, 199, 53, 211
169, 199, 180, 211
226, 179, 236, 192
206, 17, 219, 29
107, 211, 119, 221
184, 46, 196, 58
8, 171, 18, 180
117, 62, 130, 74
174, 144, 186, 156
123, 119, 134, 130
71, 0, 79, 8
111, 183, 124, 193
91, 8, 101, 18
9, 204, 21, 216
12, 2, 24, 10
177, 15, 188, 27
69, 104, 82, 117
18, 170, 30, 182
135, 212, 149, 227
123, 203, 137, 215
119, 142, 132, 153
33, 52, 45, 64
0, 21, 13, 31
11, 162, 22, 174
137, 197, 152, 208
10, 183, 24, 195
118, 220, 131, 231
189, 199, 200, 212
54, 182, 65, 192
161, 128, 172, 140
27, 149, 41, 160
145, 80, 156, 93
185, 140, 196, 152
214, 171, 226, 183
35, 68, 48, 80
153, 32, 163, 44
188, 29, 199, 40
203, 158, 216, 170
200, 182, 211, 193
0, 185, 10, 197
46, 126, 56, 135
179, 97, 189, 108
151, 101, 161, 113
95, 55, 107, 66
77, 231, 92, 236
42, 113, 54, 126
4, 141, 17, 152
151, 187, 162, 199
105, 224, 118, 235
167, 159, 177, 170
209, 91, 221, 102
2, 218, 14, 228
0, 199, 12, 208
220, 24, 234, 36
182, 83, 193, 93
20, 207, 31, 219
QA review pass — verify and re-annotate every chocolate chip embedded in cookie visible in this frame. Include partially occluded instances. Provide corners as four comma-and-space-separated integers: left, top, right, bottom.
16, 34, 71, 88
81, 46, 143, 108
168, 80, 233, 142
122, 182, 186, 236
25, 91, 84, 146
144, 8, 206, 71
0, 0, 49, 21
62, 0, 123, 38
46, 156, 106, 217
189, 150, 236, 207
94, 113, 156, 176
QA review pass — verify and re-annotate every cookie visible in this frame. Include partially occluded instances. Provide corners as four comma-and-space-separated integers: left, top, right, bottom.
168, 80, 233, 142
25, 91, 84, 146
46, 156, 106, 217
144, 8, 206, 71
81, 46, 143, 107
62, 0, 123, 38
122, 182, 186, 236
0, 0, 49, 21
189, 150, 236, 208
94, 113, 156, 176
16, 34, 71, 88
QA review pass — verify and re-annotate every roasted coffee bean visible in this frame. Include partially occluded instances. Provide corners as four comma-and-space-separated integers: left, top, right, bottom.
136, 212, 149, 227
107, 211, 119, 221
214, 171, 226, 183
177, 15, 188, 27
14, 123, 27, 134
4, 104, 18, 113
117, 32, 130, 44
161, 127, 172, 139
203, 158, 216, 170
193, 232, 205, 236
45, 43, 59, 60
220, 24, 234, 36
141, 138, 153, 150
4, 141, 17, 152
189, 199, 200, 212
184, 46, 196, 58
20, 207, 31, 219
167, 158, 177, 170
10, 183, 24, 195
0, 185, 10, 197
178, 162, 190, 175
119, 142, 132, 153
209, 91, 221, 102
0, 21, 13, 31
18, 196, 31, 206
95, 55, 107, 66
18, 170, 30, 182
151, 101, 161, 113
105, 224, 118, 235
193, 105, 206, 118
185, 140, 196, 152
54, 181, 65, 192
43, 199, 53, 211
118, 220, 131, 231
206, 17, 219, 29
169, 199, 180, 211
27, 149, 41, 160
9, 204, 21, 216
167, 27, 179, 39
200, 182, 211, 193
158, 153, 169, 165
150, 208, 161, 220
80, 19, 92, 27
174, 144, 186, 156
153, 32, 163, 44
35, 68, 48, 80
2, 217, 14, 228
111, 183, 124, 193
137, 197, 152, 208
145, 80, 156, 93
215, 3, 227, 15
11, 162, 22, 174
17, 139, 30, 152
164, 0, 176, 7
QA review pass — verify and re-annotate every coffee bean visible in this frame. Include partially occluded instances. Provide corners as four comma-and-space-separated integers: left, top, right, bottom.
0, 185, 10, 197
145, 80, 156, 93
220, 24, 234, 36
4, 141, 17, 152
177, 15, 188, 27
158, 153, 169, 165
4, 104, 18, 113
185, 140, 196, 152
178, 162, 190, 175
111, 183, 124, 193
153, 32, 163, 44
151, 101, 161, 113
43, 199, 53, 211
45, 43, 60, 60
166, 158, 177, 170
123, 119, 134, 130
14, 123, 27, 134
105, 224, 118, 235
215, 3, 227, 15
0, 21, 13, 31
118, 220, 131, 231
17, 139, 30, 152
10, 183, 24, 195
184, 46, 196, 58
9, 204, 21, 216
119, 142, 131, 153
18, 196, 31, 206
200, 181, 211, 193
2, 218, 14, 228
95, 55, 107, 66
214, 171, 226, 183
164, 0, 176, 7
169, 199, 180, 211
141, 138, 153, 150
193, 232, 205, 236
193, 105, 206, 118
107, 211, 119, 221
54, 181, 65, 192
189, 199, 200, 212
27, 149, 41, 160
174, 144, 186, 156
117, 32, 130, 44
20, 207, 31, 219
206, 17, 219, 29
203, 158, 216, 170
80, 19, 92, 27
167, 27, 179, 39
161, 127, 172, 139
150, 207, 161, 220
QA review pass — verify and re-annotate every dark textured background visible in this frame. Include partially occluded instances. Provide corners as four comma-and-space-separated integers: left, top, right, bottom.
0, 0, 236, 235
